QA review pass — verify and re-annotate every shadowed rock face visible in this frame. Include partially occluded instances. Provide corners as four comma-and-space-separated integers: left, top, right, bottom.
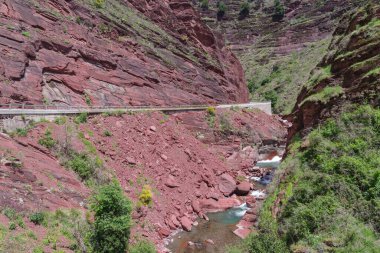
0, 0, 248, 106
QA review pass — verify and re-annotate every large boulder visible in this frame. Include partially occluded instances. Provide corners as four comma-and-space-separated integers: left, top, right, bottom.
191, 199, 201, 213
199, 198, 241, 212
235, 181, 251, 195
218, 173, 236, 196
233, 228, 251, 239
180, 216, 193, 231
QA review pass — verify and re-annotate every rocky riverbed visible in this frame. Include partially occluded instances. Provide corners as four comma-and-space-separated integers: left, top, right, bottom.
166, 154, 283, 253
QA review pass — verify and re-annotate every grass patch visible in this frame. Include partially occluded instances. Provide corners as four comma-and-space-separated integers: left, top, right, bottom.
244, 38, 331, 114
301, 86, 343, 105
74, 113, 88, 124
38, 129, 56, 149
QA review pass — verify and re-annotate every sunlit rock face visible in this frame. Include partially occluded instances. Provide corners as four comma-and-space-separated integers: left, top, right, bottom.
0, 0, 248, 106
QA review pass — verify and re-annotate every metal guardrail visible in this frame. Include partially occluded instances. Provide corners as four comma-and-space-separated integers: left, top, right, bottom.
0, 102, 272, 115
0, 104, 209, 110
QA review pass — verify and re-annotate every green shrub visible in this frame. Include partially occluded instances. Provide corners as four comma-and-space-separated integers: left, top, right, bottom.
93, 0, 105, 8
263, 90, 278, 108
66, 153, 95, 181
206, 106, 216, 127
38, 129, 56, 149
21, 31, 30, 37
206, 106, 216, 116
32, 246, 44, 253
239, 2, 250, 18
84, 93, 92, 106
273, 0, 285, 21
16, 217, 25, 228
200, 0, 209, 10
3, 207, 17, 220
103, 130, 112, 137
54, 116, 67, 125
245, 232, 289, 253
29, 212, 45, 225
15, 128, 28, 137
217, 2, 226, 19
90, 181, 132, 253
138, 185, 153, 206
74, 113, 88, 124
284, 195, 339, 243
8, 222, 16, 230
129, 240, 156, 253
247, 79, 258, 93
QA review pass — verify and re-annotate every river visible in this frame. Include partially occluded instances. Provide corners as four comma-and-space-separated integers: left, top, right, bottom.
166, 156, 281, 253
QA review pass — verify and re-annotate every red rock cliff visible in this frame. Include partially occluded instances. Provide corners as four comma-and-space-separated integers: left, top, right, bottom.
0, 0, 248, 106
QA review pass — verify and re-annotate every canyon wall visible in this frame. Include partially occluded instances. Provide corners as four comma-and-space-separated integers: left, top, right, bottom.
195, 0, 366, 113
0, 0, 248, 106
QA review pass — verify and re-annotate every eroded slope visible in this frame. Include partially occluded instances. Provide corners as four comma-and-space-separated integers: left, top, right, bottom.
0, 0, 248, 106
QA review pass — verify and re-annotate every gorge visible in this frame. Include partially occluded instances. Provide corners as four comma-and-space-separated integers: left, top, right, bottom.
0, 0, 379, 253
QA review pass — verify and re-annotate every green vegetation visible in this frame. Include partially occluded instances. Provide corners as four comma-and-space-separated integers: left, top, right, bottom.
29, 212, 45, 225
244, 38, 330, 114
103, 130, 112, 137
93, 0, 105, 8
217, 1, 226, 19
78, 131, 97, 154
54, 116, 67, 125
273, 0, 285, 21
8, 222, 16, 231
219, 114, 233, 135
263, 90, 278, 108
2, 208, 25, 231
38, 129, 56, 149
206, 106, 216, 127
15, 128, 28, 137
84, 92, 92, 106
200, 0, 209, 10
306, 65, 332, 89
138, 185, 153, 207
65, 152, 99, 181
239, 2, 250, 18
77, 0, 216, 69
74, 113, 88, 124
129, 239, 156, 253
364, 66, 380, 77
301, 86, 343, 105
90, 180, 132, 253
101, 110, 125, 117
21, 31, 30, 37
237, 105, 380, 252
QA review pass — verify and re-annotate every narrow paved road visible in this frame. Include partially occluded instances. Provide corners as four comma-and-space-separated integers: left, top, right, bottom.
0, 102, 272, 115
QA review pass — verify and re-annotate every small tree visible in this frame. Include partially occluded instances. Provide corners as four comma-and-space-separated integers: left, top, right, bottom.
217, 1, 226, 20
273, 0, 285, 21
200, 0, 209, 10
239, 2, 250, 19
90, 180, 132, 253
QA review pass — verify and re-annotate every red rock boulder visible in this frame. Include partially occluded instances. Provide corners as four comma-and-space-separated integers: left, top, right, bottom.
180, 216, 193, 232
235, 181, 251, 195
218, 173, 236, 196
